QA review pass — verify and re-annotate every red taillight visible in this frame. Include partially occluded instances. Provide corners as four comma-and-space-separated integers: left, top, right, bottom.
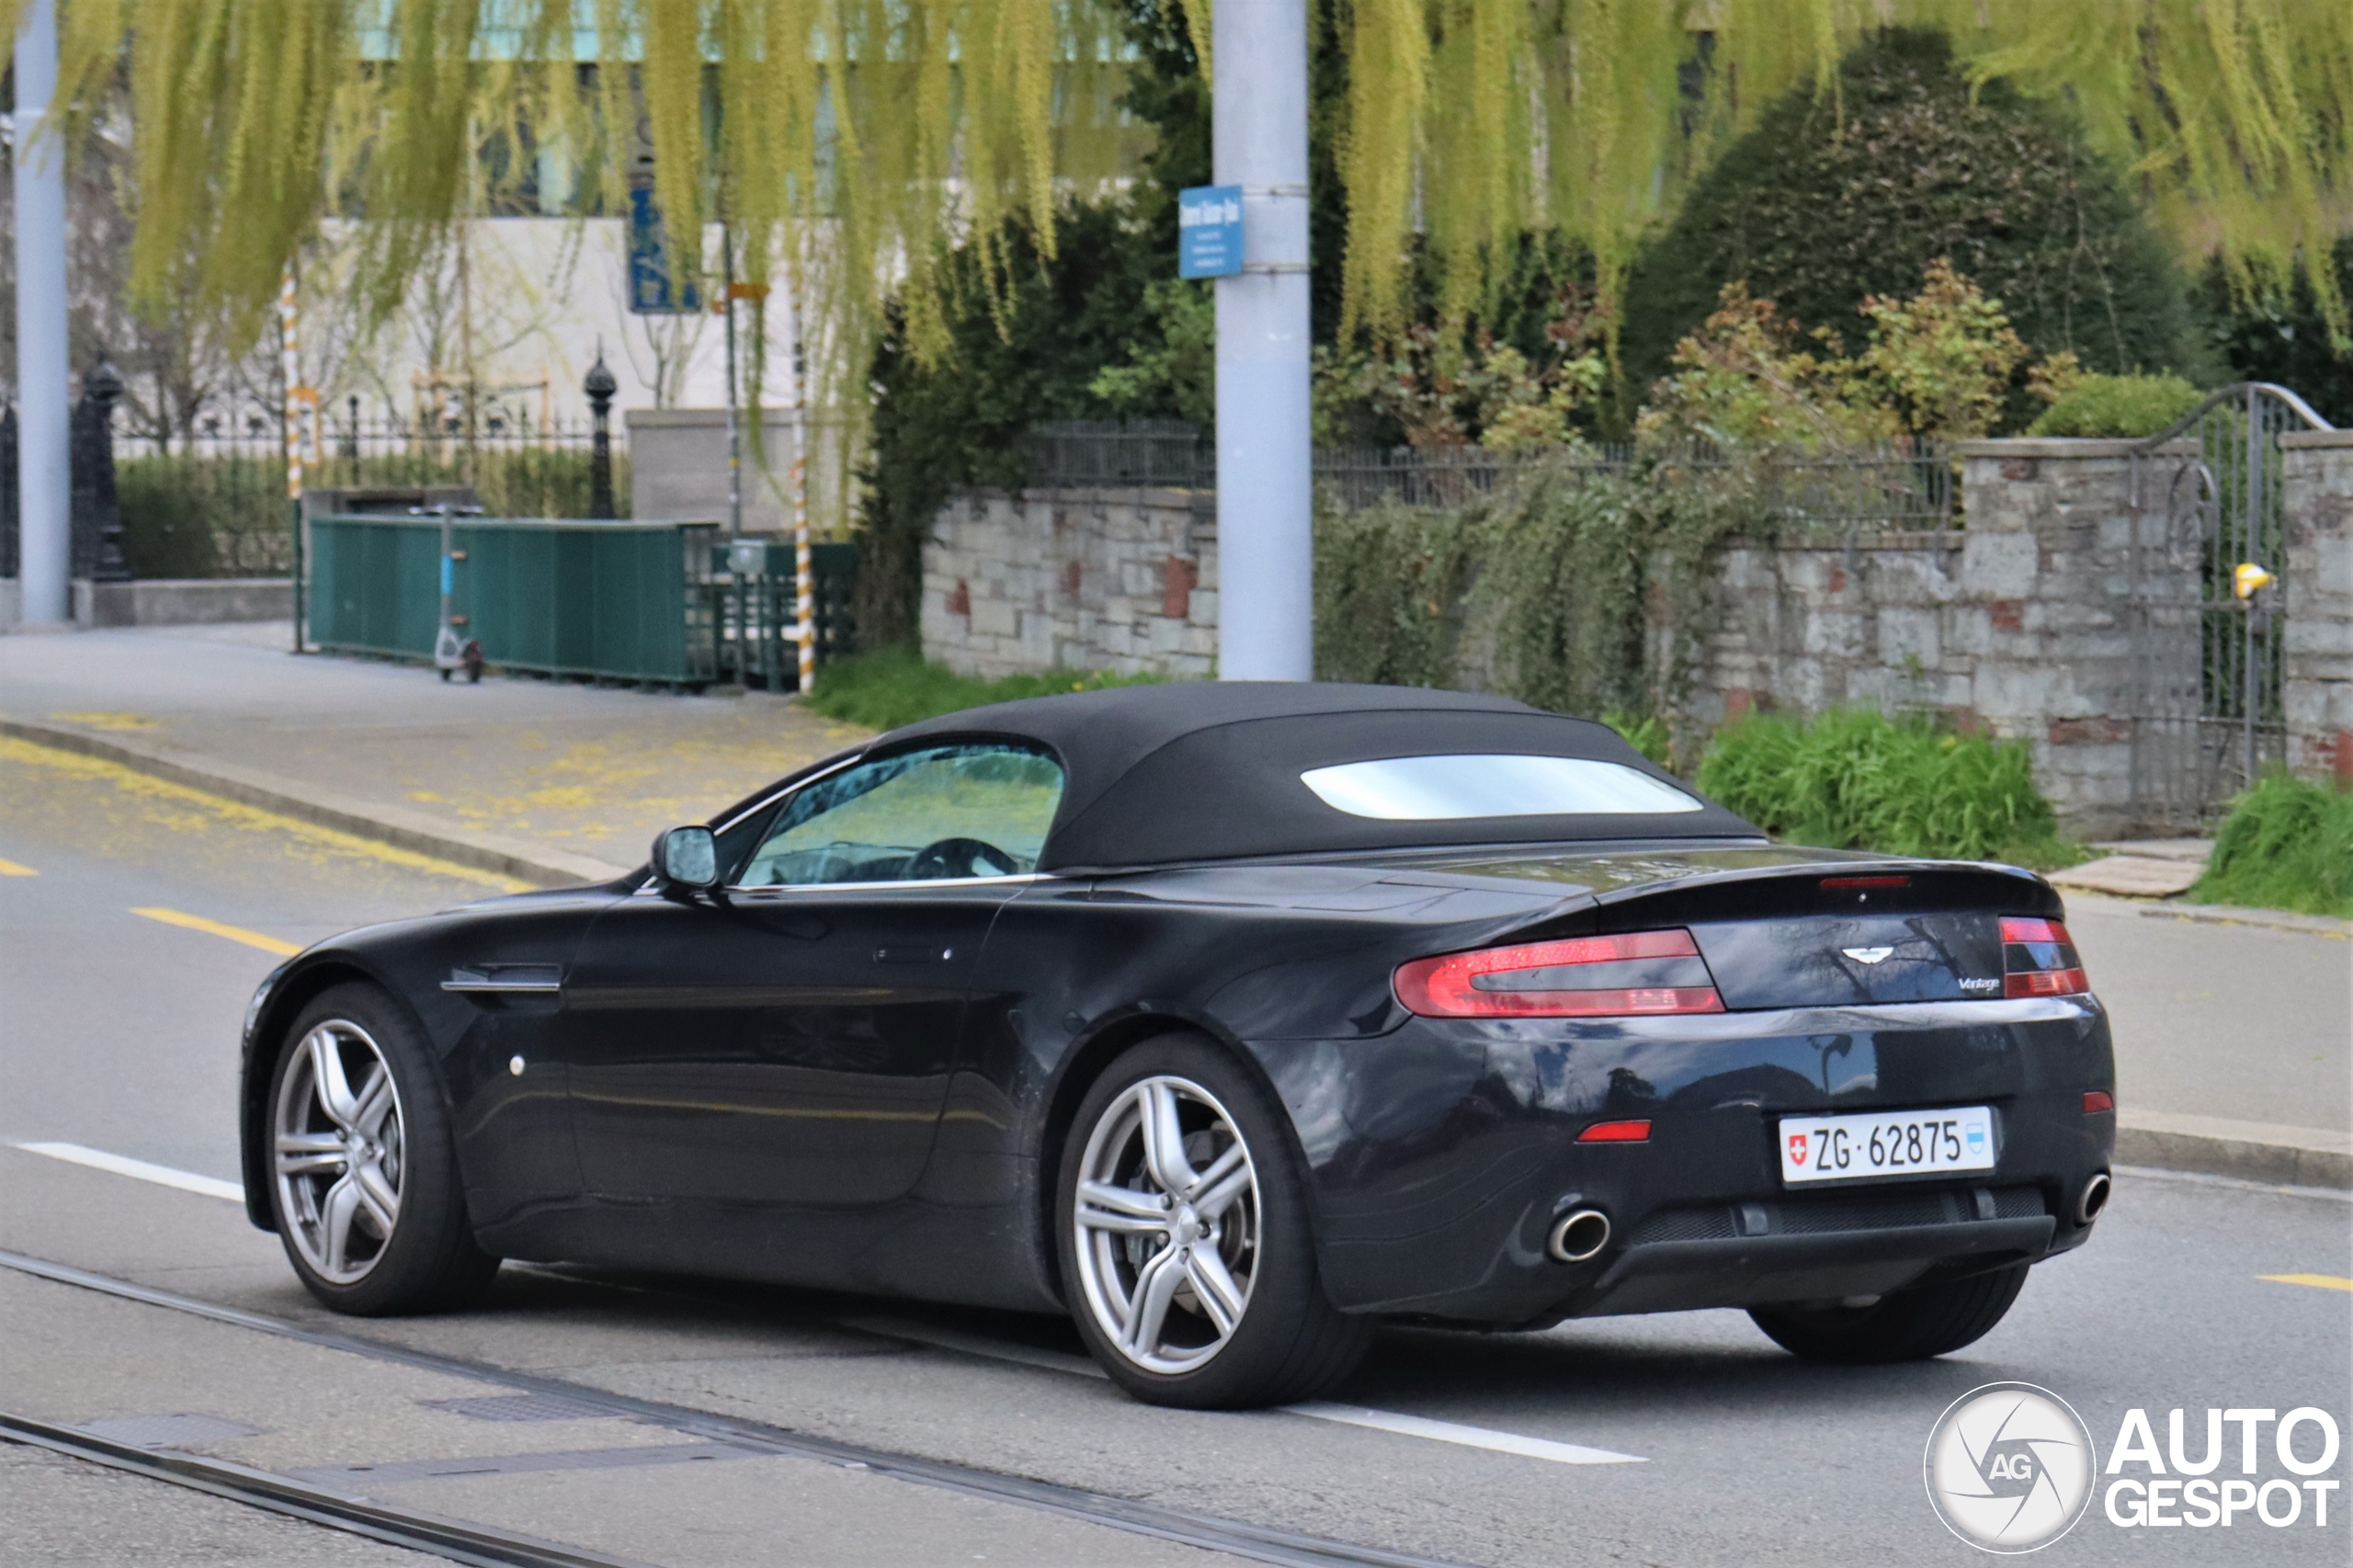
1393, 929, 1724, 1018
1822, 875, 1911, 890
2001, 915, 2089, 998
2082, 1091, 2115, 1114
1578, 1119, 1653, 1142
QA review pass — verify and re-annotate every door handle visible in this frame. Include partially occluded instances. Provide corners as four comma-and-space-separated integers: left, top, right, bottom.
872, 946, 953, 964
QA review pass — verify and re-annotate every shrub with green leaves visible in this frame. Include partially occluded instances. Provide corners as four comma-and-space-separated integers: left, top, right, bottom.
2026, 374, 2206, 438
805, 646, 1165, 733
1618, 30, 2205, 424
2188, 772, 2353, 918
1694, 709, 2074, 865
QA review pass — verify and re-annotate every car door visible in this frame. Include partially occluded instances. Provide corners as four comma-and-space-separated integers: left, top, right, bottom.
556, 741, 1065, 1212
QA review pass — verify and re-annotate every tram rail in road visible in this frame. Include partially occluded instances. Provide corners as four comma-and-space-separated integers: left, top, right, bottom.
0, 1249, 1475, 1568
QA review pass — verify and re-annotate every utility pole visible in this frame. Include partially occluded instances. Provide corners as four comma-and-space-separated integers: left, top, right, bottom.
280, 264, 307, 652
790, 326, 814, 694
13, 0, 71, 627
1212, 0, 1313, 681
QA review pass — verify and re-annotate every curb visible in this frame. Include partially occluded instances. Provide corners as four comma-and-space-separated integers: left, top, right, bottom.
2115, 1110, 2352, 1191
2063, 890, 2350, 938
0, 720, 636, 890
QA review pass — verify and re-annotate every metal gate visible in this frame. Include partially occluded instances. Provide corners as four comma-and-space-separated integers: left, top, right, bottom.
2126, 382, 2332, 824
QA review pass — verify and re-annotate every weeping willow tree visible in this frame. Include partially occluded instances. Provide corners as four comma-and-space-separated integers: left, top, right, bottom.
1348, 0, 2353, 347
8, 0, 2348, 408
16, 0, 1142, 441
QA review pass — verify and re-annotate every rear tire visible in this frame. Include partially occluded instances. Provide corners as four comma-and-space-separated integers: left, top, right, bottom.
267, 983, 500, 1315
1056, 1033, 1371, 1408
1749, 1263, 2029, 1364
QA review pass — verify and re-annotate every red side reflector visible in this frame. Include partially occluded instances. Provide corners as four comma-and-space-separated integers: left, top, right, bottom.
2000, 916, 2090, 997
1578, 1119, 1652, 1143
1392, 930, 1725, 1018
2082, 1091, 2114, 1114
1821, 875, 1910, 889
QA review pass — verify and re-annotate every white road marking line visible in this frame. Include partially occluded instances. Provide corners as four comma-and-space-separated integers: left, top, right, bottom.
23, 1148, 1649, 1467
16, 1142, 244, 1202
1285, 1401, 1645, 1465
844, 1313, 1648, 1466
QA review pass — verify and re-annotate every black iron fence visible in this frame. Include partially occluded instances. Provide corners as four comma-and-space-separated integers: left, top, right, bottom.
1026, 422, 1956, 534
109, 398, 625, 579
0, 385, 627, 582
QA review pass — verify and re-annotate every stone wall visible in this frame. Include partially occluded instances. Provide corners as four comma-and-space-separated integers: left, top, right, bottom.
2281, 431, 2353, 784
1691, 440, 2190, 835
921, 488, 1219, 678
924, 435, 2347, 833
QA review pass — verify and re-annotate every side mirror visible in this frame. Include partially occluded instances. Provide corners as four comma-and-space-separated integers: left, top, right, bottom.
651, 824, 720, 892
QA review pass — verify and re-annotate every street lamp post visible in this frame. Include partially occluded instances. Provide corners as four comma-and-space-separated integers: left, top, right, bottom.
585, 351, 618, 519
12, 0, 72, 627
1212, 0, 1314, 682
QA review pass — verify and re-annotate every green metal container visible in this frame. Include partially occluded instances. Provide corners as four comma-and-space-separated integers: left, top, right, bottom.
310, 515, 722, 684
701, 538, 859, 690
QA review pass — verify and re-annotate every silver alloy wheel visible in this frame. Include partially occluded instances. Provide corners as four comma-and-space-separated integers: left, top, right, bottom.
1072, 1074, 1260, 1374
273, 1019, 405, 1286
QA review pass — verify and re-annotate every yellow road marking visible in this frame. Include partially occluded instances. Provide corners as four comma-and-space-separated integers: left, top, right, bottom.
2259, 1274, 2353, 1292
47, 710, 158, 732
131, 906, 302, 957
0, 735, 527, 892
0, 857, 37, 876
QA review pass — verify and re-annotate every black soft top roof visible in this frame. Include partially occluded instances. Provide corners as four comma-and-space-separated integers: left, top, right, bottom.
883, 681, 1757, 870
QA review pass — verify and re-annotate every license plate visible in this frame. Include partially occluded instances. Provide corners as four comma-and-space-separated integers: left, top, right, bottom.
1779, 1108, 1996, 1185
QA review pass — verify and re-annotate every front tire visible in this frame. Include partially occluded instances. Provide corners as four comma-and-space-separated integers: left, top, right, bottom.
1056, 1034, 1370, 1408
1748, 1262, 2029, 1364
267, 983, 499, 1314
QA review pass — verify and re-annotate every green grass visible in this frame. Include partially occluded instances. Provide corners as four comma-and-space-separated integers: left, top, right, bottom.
2188, 771, 2353, 918
805, 646, 1168, 732
1694, 708, 2086, 868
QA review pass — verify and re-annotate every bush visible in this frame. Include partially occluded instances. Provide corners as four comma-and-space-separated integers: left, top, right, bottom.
2200, 236, 2353, 427
2188, 772, 2353, 918
1694, 709, 2076, 865
1618, 29, 2205, 424
117, 455, 293, 578
804, 646, 1166, 733
2026, 373, 2206, 437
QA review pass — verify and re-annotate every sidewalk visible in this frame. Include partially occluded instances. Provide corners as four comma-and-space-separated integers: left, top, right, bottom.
3, 622, 2344, 1188
0, 623, 870, 885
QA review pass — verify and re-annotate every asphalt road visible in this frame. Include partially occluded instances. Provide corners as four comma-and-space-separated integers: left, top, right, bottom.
3, 738, 2347, 1567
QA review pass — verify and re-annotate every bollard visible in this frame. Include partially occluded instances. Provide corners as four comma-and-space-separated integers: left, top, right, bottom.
71, 356, 131, 583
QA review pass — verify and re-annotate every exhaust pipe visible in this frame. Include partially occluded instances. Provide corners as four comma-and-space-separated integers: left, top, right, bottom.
1548, 1209, 1611, 1264
2076, 1172, 2112, 1225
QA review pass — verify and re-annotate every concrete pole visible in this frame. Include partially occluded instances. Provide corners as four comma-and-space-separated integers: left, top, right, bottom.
13, 0, 72, 626
1212, 0, 1313, 681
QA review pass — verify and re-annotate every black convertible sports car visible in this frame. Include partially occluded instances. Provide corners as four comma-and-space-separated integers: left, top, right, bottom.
239, 682, 2115, 1407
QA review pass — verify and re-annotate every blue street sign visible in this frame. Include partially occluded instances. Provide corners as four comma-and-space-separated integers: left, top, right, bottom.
1178, 185, 1245, 279
628, 185, 702, 314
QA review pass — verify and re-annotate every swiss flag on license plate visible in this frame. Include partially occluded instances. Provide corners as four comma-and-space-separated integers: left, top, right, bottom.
1787, 1132, 1810, 1166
